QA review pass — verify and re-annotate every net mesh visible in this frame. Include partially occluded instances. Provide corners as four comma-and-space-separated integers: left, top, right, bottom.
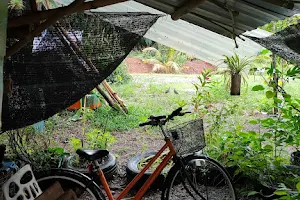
3, 12, 161, 132
246, 23, 300, 65
167, 118, 205, 156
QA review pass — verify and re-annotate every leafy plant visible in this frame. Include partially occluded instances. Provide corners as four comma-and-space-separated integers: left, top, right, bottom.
106, 62, 132, 84
70, 129, 115, 152
86, 129, 115, 150
192, 69, 218, 116
8, 128, 66, 171
274, 182, 300, 200
8, 0, 24, 10
219, 53, 253, 95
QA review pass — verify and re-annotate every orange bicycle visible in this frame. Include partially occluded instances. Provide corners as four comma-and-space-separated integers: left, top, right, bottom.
36, 107, 236, 200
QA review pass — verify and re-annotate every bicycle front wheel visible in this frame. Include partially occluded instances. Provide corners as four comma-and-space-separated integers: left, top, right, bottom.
162, 155, 236, 200
35, 168, 105, 200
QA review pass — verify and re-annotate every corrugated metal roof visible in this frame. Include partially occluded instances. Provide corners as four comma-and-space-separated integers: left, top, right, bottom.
94, 1, 272, 65
134, 0, 300, 37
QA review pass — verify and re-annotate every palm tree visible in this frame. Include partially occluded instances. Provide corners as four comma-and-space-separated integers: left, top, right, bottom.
222, 53, 253, 95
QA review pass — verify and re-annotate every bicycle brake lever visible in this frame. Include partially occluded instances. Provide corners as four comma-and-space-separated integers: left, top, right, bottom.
178, 111, 191, 116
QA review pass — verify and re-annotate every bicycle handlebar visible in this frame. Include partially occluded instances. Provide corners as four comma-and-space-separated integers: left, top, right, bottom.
139, 107, 190, 127
168, 107, 182, 120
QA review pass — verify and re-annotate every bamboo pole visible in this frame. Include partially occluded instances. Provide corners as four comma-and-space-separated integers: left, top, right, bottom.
102, 80, 128, 113
95, 85, 117, 110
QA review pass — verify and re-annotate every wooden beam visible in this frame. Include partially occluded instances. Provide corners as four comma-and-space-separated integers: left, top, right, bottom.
263, 0, 294, 9
5, 0, 127, 58
30, 0, 38, 11
5, 0, 85, 58
8, 0, 128, 28
171, 0, 206, 20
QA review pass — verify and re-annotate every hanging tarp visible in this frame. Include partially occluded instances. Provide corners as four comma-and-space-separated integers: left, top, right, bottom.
246, 24, 300, 65
2, 12, 160, 132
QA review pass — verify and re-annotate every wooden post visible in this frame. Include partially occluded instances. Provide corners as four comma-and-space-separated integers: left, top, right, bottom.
0, 0, 8, 131
8, 0, 128, 28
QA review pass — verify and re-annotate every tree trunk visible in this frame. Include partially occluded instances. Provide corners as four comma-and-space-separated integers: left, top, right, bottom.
230, 74, 241, 95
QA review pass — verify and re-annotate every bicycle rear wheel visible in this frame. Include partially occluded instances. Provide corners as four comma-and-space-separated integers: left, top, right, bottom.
162, 155, 236, 200
35, 168, 105, 200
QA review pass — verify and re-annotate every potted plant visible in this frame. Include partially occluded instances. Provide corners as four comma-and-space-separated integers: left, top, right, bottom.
221, 53, 253, 95
66, 129, 117, 180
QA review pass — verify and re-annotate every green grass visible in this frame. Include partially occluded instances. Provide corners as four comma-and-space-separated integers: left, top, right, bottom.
88, 74, 300, 132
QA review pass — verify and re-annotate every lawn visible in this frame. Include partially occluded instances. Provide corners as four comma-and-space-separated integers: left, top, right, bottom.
92, 73, 299, 132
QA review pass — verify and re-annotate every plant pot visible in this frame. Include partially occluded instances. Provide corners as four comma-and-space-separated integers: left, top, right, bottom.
126, 152, 172, 190
65, 152, 117, 182
230, 74, 241, 95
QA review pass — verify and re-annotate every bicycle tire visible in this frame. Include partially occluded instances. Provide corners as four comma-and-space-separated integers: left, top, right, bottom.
162, 155, 236, 200
35, 168, 105, 200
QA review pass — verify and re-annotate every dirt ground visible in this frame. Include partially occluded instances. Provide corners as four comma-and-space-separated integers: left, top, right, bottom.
125, 57, 216, 74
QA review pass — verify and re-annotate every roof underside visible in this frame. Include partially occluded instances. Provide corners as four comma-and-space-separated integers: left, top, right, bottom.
95, 1, 272, 64
134, 0, 300, 37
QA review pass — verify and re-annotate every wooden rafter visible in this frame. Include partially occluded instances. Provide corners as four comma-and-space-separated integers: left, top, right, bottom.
263, 0, 294, 9
8, 0, 127, 28
5, 0, 128, 59
171, 0, 206, 20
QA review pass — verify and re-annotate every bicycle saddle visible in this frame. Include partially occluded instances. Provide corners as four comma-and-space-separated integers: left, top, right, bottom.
76, 149, 109, 161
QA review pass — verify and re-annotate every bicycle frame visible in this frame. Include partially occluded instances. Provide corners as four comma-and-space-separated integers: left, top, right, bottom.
96, 138, 176, 200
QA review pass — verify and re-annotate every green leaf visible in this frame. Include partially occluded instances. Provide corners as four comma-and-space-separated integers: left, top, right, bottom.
274, 190, 288, 196
47, 148, 64, 154
264, 145, 273, 151
296, 182, 300, 193
266, 91, 276, 99
252, 85, 265, 91
247, 191, 259, 196
260, 49, 271, 55
263, 132, 273, 138
274, 97, 283, 104
248, 120, 258, 125
283, 94, 291, 100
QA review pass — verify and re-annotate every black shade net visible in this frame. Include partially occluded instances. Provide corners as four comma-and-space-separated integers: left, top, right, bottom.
3, 12, 161, 132
246, 23, 300, 65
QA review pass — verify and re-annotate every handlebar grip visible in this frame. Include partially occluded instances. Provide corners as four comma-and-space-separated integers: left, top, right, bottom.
139, 121, 151, 127
168, 107, 182, 118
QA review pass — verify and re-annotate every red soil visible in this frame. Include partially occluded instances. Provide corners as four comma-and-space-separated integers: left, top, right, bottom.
125, 58, 153, 74
125, 58, 216, 74
180, 61, 216, 74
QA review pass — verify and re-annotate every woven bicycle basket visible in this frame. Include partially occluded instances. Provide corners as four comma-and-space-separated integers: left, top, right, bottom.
167, 118, 205, 156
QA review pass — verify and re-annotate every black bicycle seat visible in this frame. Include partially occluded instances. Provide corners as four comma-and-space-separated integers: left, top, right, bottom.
76, 149, 109, 161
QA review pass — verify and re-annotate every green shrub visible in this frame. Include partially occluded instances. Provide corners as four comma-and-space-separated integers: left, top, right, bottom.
106, 62, 132, 84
